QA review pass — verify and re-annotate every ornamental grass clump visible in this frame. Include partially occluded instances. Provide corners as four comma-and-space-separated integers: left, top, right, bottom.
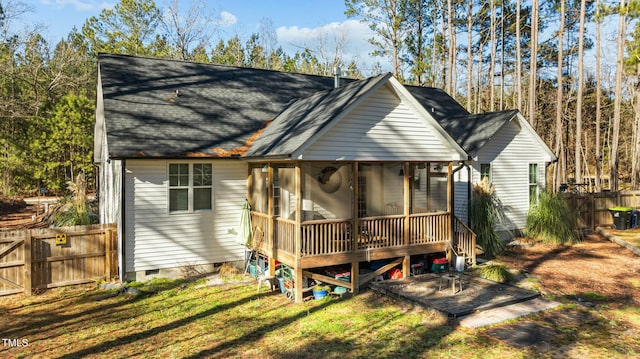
470, 178, 505, 256
477, 264, 513, 283
52, 172, 97, 226
525, 190, 581, 245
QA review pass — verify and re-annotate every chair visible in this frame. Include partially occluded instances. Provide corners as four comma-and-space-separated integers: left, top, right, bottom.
257, 272, 278, 292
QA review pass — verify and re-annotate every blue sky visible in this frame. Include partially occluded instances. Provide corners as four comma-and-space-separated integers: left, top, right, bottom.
21, 0, 379, 72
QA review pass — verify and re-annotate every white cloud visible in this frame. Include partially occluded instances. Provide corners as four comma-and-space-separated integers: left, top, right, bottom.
217, 11, 238, 27
276, 19, 385, 74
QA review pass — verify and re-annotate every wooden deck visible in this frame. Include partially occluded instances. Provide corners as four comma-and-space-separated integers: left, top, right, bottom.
251, 211, 476, 302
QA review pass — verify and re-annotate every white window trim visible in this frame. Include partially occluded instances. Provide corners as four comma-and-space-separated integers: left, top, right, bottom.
480, 163, 492, 183
529, 163, 539, 204
168, 162, 213, 214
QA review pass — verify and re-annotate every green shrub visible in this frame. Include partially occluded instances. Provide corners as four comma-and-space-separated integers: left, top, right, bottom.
525, 190, 581, 245
477, 264, 513, 283
470, 178, 505, 256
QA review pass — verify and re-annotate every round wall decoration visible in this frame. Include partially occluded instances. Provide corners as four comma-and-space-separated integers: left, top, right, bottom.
317, 166, 342, 193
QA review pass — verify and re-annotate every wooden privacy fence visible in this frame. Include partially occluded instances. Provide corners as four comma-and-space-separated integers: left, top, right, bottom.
0, 224, 117, 297
563, 191, 640, 229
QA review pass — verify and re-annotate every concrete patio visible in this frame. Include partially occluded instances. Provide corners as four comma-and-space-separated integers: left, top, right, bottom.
369, 272, 551, 320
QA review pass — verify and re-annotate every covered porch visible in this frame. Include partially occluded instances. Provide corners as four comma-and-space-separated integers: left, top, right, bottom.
248, 161, 476, 302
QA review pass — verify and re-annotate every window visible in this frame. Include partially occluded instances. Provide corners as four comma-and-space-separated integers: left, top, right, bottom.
529, 163, 538, 204
480, 163, 491, 183
169, 163, 212, 213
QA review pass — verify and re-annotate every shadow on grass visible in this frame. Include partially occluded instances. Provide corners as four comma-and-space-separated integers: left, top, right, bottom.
1, 276, 206, 341
55, 285, 278, 358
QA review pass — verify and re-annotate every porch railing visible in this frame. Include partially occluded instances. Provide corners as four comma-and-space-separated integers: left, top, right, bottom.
301, 219, 353, 256
253, 211, 463, 259
275, 218, 296, 254
453, 216, 477, 265
357, 215, 404, 250
408, 211, 450, 245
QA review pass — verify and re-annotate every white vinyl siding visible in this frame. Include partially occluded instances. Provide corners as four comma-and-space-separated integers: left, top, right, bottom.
473, 120, 548, 231
453, 165, 470, 225
302, 85, 462, 161
124, 159, 247, 272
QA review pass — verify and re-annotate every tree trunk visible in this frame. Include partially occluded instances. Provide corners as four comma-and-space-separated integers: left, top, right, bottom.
575, 0, 586, 188
446, 0, 453, 94
441, 4, 447, 89
489, 0, 496, 112
451, 15, 457, 99
633, 64, 640, 189
611, 0, 627, 192
516, 0, 522, 111
529, 0, 539, 127
476, 40, 484, 113
595, 0, 602, 192
431, 8, 439, 88
554, 0, 565, 191
467, 0, 473, 111
500, 0, 505, 110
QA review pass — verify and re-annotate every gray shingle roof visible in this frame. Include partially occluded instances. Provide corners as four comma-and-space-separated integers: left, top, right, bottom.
97, 53, 511, 160
99, 53, 344, 158
405, 85, 470, 120
436, 110, 520, 156
245, 73, 391, 157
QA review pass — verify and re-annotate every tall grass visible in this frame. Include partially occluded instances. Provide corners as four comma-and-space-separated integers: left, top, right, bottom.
477, 264, 513, 283
52, 172, 96, 226
470, 178, 505, 256
525, 190, 581, 245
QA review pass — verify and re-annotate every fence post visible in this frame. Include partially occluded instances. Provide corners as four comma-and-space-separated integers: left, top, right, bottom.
104, 228, 112, 281
24, 231, 32, 296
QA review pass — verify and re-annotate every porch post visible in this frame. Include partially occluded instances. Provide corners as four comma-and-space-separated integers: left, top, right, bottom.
403, 162, 410, 278
446, 162, 454, 267
294, 162, 303, 302
267, 163, 275, 275
352, 162, 359, 294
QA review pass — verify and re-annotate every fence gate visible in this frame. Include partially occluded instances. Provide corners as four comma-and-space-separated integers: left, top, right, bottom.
0, 224, 117, 297
0, 235, 28, 296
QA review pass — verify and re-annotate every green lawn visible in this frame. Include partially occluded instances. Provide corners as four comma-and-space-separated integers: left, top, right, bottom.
610, 228, 640, 248
1, 276, 639, 358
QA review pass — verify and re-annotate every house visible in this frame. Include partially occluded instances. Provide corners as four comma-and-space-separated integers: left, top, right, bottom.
94, 54, 555, 301
437, 110, 557, 233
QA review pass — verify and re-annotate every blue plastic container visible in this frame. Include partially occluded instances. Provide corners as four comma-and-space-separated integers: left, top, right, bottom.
312, 288, 328, 300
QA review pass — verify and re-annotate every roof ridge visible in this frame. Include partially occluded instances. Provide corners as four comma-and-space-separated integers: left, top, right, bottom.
98, 52, 359, 83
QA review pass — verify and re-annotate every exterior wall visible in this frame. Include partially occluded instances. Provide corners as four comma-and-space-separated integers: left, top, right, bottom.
301, 85, 462, 162
98, 156, 121, 225
453, 165, 470, 224
96, 121, 123, 278
472, 120, 548, 231
301, 163, 353, 220
123, 159, 247, 278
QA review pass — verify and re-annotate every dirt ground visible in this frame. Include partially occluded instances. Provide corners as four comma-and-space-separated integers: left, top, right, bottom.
0, 196, 51, 230
497, 231, 640, 307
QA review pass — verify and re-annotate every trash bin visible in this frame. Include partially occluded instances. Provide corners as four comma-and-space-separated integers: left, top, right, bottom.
632, 210, 639, 229
608, 207, 634, 230
431, 258, 448, 273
